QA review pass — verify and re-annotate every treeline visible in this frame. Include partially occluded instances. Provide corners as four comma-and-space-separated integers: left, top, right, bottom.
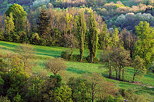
0, 4, 153, 80
0, 0, 154, 30
0, 44, 150, 102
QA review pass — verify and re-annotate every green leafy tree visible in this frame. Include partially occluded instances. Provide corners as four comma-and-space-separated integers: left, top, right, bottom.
68, 77, 91, 102
24, 75, 45, 102
37, 9, 50, 40
41, 75, 62, 101
2, 55, 29, 101
88, 12, 99, 63
110, 48, 130, 80
111, 28, 120, 48
5, 4, 27, 31
101, 50, 114, 78
120, 29, 137, 58
134, 21, 154, 67
76, 11, 87, 61
49, 85, 73, 102
99, 22, 111, 50
84, 73, 117, 102
15, 44, 35, 75
0, 96, 10, 102
4, 13, 15, 41
132, 56, 146, 82
13, 94, 23, 102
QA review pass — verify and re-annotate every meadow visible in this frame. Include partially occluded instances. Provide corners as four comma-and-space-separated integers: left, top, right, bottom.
0, 41, 154, 99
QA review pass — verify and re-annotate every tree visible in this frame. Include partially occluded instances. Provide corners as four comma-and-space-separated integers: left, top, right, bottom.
68, 77, 91, 102
132, 56, 146, 82
2, 54, 28, 101
134, 21, 154, 67
83, 73, 117, 102
99, 22, 111, 50
88, 12, 99, 63
5, 4, 27, 31
49, 85, 73, 102
45, 58, 66, 75
120, 29, 136, 58
110, 48, 130, 80
37, 9, 50, 40
31, 33, 40, 45
24, 75, 45, 102
0, 16, 4, 40
0, 96, 10, 102
15, 44, 35, 75
41, 75, 62, 101
76, 11, 87, 62
111, 28, 120, 48
4, 13, 15, 41
101, 50, 113, 78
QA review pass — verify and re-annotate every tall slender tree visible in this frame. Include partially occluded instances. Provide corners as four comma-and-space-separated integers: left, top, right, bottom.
88, 12, 98, 63
99, 22, 111, 50
111, 28, 120, 48
37, 9, 50, 39
4, 13, 15, 41
76, 12, 87, 61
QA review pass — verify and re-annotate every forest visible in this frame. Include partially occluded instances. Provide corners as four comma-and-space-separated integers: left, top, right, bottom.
0, 0, 154, 102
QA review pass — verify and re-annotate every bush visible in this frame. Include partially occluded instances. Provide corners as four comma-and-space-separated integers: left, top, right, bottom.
61, 50, 73, 60
0, 96, 10, 102
70, 54, 80, 62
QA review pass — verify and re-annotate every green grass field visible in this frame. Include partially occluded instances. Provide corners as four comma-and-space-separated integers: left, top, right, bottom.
0, 41, 154, 98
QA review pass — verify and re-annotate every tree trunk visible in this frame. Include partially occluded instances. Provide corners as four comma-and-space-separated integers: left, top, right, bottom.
133, 73, 136, 82
118, 68, 121, 80
91, 84, 95, 102
115, 68, 118, 79
90, 53, 94, 63
109, 65, 112, 78
80, 48, 83, 62
122, 68, 125, 81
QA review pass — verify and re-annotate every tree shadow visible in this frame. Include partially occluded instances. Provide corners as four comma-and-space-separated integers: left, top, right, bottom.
66, 67, 90, 74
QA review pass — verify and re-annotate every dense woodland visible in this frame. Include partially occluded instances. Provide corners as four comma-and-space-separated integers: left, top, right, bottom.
0, 0, 154, 102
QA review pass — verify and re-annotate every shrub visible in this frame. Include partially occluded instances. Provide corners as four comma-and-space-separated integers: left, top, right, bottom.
45, 58, 67, 75
0, 96, 10, 102
70, 54, 80, 62
61, 50, 73, 60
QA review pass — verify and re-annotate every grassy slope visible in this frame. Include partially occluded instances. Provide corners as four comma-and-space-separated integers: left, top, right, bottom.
0, 41, 154, 97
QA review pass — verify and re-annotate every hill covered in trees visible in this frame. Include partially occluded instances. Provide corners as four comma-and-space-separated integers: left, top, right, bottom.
0, 0, 154, 30
0, 0, 154, 102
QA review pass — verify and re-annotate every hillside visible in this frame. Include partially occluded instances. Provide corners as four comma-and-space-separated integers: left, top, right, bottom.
0, 41, 154, 98
0, 0, 152, 14
0, 0, 154, 101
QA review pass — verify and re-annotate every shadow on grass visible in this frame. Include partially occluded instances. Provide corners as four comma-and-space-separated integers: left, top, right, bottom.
0, 46, 15, 52
137, 87, 154, 95
66, 67, 90, 74
35, 48, 61, 58
0, 41, 17, 48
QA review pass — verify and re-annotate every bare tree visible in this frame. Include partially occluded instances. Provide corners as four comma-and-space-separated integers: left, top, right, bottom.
45, 58, 67, 75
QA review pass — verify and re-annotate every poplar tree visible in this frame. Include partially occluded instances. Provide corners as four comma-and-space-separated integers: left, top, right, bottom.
76, 12, 87, 61
111, 28, 120, 48
37, 9, 50, 39
99, 23, 111, 50
88, 12, 98, 63
4, 13, 15, 41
